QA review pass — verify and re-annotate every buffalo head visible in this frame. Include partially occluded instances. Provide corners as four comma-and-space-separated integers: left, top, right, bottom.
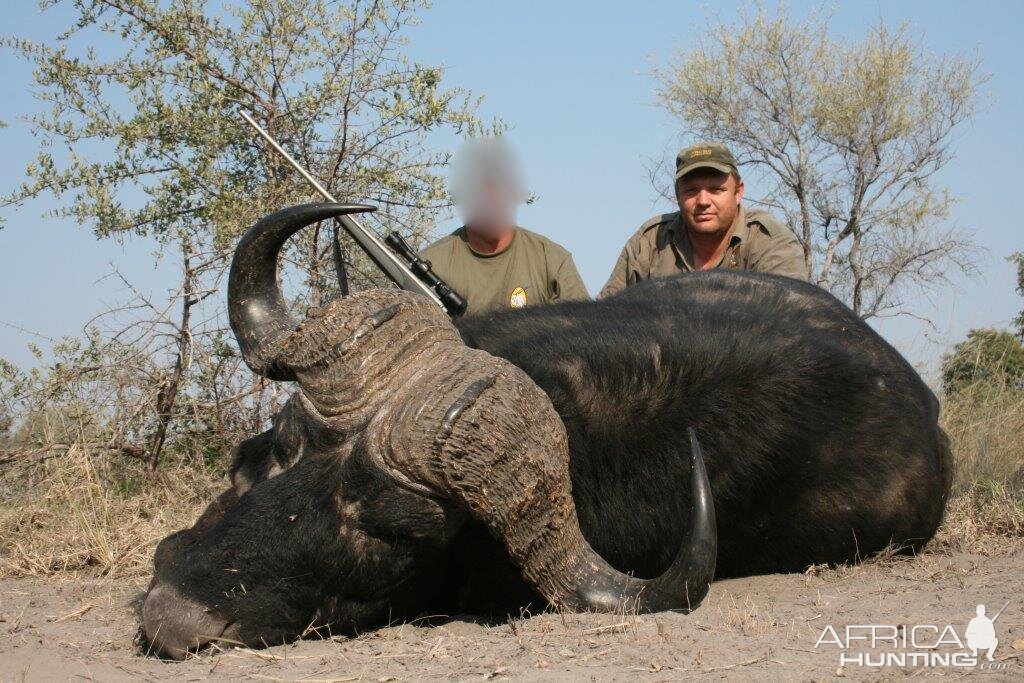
142, 203, 716, 658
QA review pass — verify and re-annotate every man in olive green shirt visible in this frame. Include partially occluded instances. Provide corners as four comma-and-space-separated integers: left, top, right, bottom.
600, 143, 807, 298
422, 226, 589, 315
422, 137, 589, 316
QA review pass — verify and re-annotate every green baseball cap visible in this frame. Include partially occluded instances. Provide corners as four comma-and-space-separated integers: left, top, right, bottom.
675, 143, 738, 180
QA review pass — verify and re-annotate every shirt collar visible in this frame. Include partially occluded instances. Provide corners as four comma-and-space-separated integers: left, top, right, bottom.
457, 225, 518, 258
667, 206, 746, 271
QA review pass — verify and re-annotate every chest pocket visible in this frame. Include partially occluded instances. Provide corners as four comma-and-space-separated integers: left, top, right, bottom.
725, 243, 743, 269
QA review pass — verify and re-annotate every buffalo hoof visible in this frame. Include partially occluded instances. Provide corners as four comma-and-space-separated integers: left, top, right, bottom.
142, 583, 238, 659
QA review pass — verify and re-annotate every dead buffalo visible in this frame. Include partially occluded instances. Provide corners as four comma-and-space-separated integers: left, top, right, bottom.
142, 203, 951, 658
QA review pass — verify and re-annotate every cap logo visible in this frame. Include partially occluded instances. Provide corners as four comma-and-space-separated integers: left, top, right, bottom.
689, 148, 713, 159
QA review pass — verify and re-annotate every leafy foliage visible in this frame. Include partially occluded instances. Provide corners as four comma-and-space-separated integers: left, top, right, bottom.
942, 328, 1024, 396
1011, 251, 1024, 339
1, 0, 486, 469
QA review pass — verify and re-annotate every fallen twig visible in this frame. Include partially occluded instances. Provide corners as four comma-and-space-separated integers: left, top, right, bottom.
582, 622, 630, 635
49, 604, 93, 623
702, 654, 768, 673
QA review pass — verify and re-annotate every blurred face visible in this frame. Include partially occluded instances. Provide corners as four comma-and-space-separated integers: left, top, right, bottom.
461, 178, 517, 238
451, 137, 527, 239
675, 169, 744, 237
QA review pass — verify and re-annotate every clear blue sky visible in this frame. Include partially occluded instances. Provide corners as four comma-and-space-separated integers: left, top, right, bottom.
2, 0, 1022, 377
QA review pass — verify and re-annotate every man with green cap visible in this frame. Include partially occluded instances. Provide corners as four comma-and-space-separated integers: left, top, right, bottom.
599, 143, 807, 298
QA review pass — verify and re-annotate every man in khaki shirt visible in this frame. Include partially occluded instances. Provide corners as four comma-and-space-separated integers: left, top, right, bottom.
600, 144, 807, 298
423, 137, 589, 316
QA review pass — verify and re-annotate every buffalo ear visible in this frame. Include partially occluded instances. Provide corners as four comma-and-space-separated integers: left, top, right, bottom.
230, 394, 316, 494
230, 429, 278, 494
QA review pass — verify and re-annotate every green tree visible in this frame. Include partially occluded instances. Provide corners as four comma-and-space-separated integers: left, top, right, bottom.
1011, 251, 1024, 339
2, 0, 486, 468
653, 5, 984, 319
942, 329, 1024, 396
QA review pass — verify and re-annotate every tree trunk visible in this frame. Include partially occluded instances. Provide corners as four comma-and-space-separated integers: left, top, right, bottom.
148, 238, 196, 471
849, 231, 864, 317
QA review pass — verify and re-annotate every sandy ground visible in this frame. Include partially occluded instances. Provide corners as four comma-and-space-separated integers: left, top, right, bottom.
2, 550, 1023, 681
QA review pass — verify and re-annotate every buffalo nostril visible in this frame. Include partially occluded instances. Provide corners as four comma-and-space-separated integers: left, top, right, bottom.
142, 582, 232, 659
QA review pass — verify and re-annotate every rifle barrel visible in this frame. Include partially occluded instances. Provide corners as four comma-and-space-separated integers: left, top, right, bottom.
239, 109, 445, 310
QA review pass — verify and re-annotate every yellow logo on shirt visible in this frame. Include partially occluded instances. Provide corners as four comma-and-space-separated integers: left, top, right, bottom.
509, 286, 528, 308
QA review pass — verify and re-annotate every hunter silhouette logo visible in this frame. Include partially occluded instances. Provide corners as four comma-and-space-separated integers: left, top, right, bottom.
965, 602, 1006, 661
814, 601, 1011, 669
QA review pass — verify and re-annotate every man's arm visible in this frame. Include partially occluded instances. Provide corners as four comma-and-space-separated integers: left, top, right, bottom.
552, 254, 591, 301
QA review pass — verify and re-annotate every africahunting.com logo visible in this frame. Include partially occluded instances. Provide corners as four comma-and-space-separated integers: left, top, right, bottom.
814, 602, 1012, 670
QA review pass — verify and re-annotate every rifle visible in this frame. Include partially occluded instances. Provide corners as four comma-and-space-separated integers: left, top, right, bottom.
239, 109, 467, 318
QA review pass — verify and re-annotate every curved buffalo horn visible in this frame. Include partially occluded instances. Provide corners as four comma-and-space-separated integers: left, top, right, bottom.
572, 427, 716, 611
449, 418, 717, 614
227, 202, 376, 380
402, 333, 718, 614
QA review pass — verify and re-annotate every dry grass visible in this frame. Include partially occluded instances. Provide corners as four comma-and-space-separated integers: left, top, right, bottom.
933, 378, 1024, 554
0, 444, 222, 579
941, 379, 1024, 490
1, 378, 1022, 581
